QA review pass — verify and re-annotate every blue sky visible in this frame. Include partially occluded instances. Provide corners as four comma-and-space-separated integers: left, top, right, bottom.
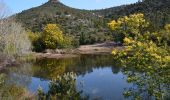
3, 0, 138, 14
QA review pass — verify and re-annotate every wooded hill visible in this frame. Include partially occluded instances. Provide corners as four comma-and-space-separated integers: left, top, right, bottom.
15, 0, 170, 44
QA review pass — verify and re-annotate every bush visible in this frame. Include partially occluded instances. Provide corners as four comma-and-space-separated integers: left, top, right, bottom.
28, 24, 79, 51
108, 13, 149, 43
0, 1, 31, 59
110, 13, 170, 70
38, 72, 85, 100
72, 39, 80, 48
0, 19, 31, 59
42, 24, 64, 49
60, 36, 72, 48
28, 31, 45, 52
110, 13, 170, 99
162, 24, 170, 45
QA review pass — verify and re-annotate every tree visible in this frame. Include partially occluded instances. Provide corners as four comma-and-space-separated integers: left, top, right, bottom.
28, 23, 75, 51
108, 13, 149, 42
110, 13, 170, 99
79, 32, 86, 45
42, 24, 64, 49
160, 24, 170, 45
0, 1, 31, 60
28, 31, 45, 52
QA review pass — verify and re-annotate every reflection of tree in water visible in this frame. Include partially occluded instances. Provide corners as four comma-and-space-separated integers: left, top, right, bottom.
4, 63, 33, 88
38, 72, 88, 100
0, 54, 122, 99
32, 58, 68, 79
111, 66, 121, 74
33, 54, 121, 79
0, 84, 32, 99
0, 63, 34, 99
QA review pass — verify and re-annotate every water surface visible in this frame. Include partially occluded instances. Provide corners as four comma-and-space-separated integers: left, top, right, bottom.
1, 54, 169, 100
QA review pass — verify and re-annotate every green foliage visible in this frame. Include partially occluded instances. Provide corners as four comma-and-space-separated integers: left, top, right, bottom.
79, 31, 113, 45
28, 24, 75, 52
160, 24, 170, 45
0, 84, 32, 100
108, 13, 149, 42
0, 74, 5, 87
113, 38, 170, 70
71, 39, 80, 48
101, 0, 170, 29
0, 73, 32, 99
110, 13, 170, 99
60, 36, 72, 48
38, 72, 85, 100
28, 31, 45, 52
79, 32, 86, 45
16, 0, 170, 45
15, 1, 114, 45
110, 13, 170, 72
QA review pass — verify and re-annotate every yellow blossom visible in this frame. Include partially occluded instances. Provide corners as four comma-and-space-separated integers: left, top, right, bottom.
125, 46, 133, 51
112, 50, 117, 55
137, 41, 142, 47
124, 37, 132, 44
164, 56, 170, 62
165, 24, 170, 32
108, 20, 117, 31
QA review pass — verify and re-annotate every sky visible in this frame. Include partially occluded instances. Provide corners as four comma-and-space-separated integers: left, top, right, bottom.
3, 0, 138, 14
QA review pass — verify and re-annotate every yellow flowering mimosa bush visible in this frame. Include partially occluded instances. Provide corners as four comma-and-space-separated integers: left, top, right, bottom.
27, 24, 74, 51
109, 13, 170, 70
112, 38, 169, 71
108, 13, 149, 42
43, 24, 64, 49
110, 13, 170, 99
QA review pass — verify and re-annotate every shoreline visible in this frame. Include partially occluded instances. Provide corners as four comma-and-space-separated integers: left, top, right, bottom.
35, 42, 122, 59
0, 42, 122, 69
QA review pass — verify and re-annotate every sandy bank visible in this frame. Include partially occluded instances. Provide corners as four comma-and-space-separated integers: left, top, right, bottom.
35, 42, 123, 59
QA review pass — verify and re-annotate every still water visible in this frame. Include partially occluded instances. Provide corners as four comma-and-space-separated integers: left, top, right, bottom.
1, 54, 169, 100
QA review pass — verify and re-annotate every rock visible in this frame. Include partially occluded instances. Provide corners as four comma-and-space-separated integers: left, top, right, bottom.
49, 0, 59, 3
45, 49, 54, 53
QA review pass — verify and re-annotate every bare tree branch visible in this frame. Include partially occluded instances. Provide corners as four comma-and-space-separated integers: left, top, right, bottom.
0, 0, 31, 60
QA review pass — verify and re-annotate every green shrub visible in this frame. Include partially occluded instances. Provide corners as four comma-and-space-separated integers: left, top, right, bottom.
38, 72, 85, 100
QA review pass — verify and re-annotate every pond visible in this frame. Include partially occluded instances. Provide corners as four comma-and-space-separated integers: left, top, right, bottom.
0, 54, 169, 100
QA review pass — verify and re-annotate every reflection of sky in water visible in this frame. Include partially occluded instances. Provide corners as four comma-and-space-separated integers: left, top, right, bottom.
6, 66, 132, 99
76, 67, 132, 100
5, 73, 49, 93
3, 55, 169, 99
28, 77, 49, 93
4, 55, 133, 99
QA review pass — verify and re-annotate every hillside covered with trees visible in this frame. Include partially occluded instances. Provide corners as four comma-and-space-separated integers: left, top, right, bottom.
14, 0, 170, 52
15, 0, 170, 43
16, 0, 113, 46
